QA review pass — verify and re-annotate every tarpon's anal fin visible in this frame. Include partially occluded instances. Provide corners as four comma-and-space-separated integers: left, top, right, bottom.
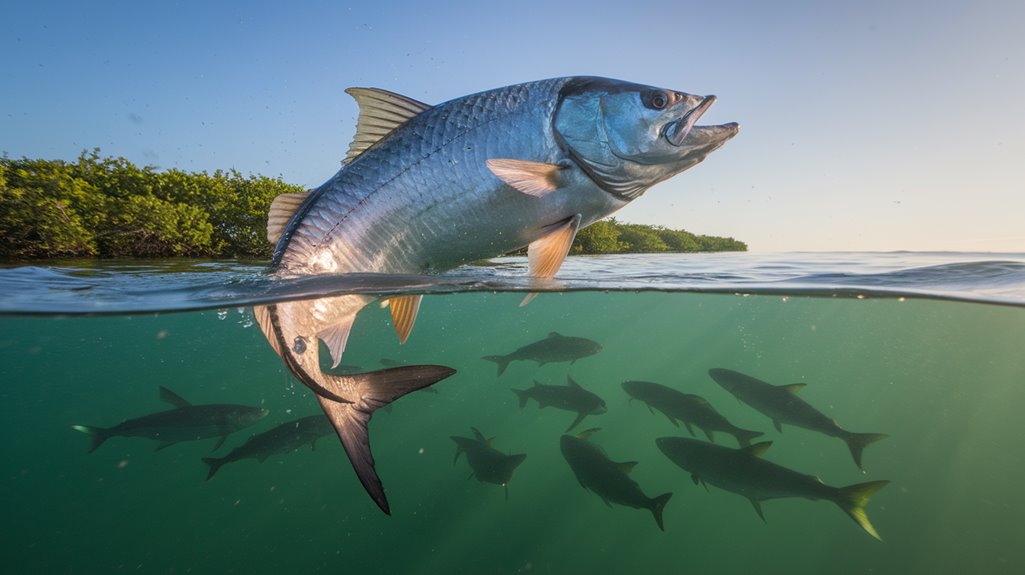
566, 412, 588, 433
315, 365, 457, 515
211, 435, 227, 452
486, 159, 563, 197
528, 215, 581, 279
159, 386, 191, 408
616, 461, 638, 475
388, 294, 423, 345
267, 192, 311, 244
781, 383, 806, 394
318, 314, 357, 369
744, 441, 773, 457
344, 88, 432, 164
750, 499, 767, 522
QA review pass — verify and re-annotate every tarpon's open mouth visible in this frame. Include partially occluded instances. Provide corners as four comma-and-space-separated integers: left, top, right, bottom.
665, 95, 737, 147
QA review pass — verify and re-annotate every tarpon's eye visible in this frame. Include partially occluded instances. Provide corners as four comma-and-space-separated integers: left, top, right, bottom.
643, 90, 669, 110
651, 94, 667, 109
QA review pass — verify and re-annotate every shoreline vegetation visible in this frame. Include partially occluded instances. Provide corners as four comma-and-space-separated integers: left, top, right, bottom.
1, 150, 746, 260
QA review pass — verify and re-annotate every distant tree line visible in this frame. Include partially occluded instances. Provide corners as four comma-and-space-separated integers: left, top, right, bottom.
0, 151, 746, 259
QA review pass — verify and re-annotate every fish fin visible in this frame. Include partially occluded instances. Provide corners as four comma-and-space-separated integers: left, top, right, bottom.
566, 374, 581, 388
702, 429, 715, 443
750, 499, 767, 522
836, 480, 890, 541
518, 292, 539, 307
71, 425, 111, 453
389, 294, 422, 345
159, 386, 191, 408
733, 429, 764, 448
471, 427, 487, 443
616, 461, 638, 475
486, 158, 563, 197
744, 441, 773, 457
549, 331, 562, 337
266, 191, 310, 244
211, 435, 227, 452
773, 420, 783, 433
511, 388, 530, 408
316, 365, 457, 515
565, 412, 588, 433
691, 474, 701, 486
781, 383, 806, 394
527, 214, 581, 278
649, 492, 672, 532
155, 441, 176, 452
343, 88, 431, 163
844, 432, 889, 469
576, 427, 601, 441
599, 495, 613, 508
683, 421, 695, 436
202, 457, 227, 480
317, 314, 357, 369
482, 355, 512, 376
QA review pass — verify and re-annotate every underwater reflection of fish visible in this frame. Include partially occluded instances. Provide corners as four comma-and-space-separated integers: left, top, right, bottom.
512, 375, 607, 432
483, 332, 602, 376
71, 386, 269, 453
560, 428, 672, 531
202, 415, 333, 480
657, 437, 889, 541
708, 368, 887, 468
451, 428, 527, 499
622, 380, 763, 447
252, 76, 738, 513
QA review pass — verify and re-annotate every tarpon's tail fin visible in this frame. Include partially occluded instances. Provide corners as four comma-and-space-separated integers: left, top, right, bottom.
317, 366, 458, 515
71, 424, 112, 453
511, 388, 530, 408
648, 492, 673, 532
482, 354, 512, 376
201, 456, 228, 480
732, 428, 764, 448
843, 432, 888, 469
835, 480, 890, 541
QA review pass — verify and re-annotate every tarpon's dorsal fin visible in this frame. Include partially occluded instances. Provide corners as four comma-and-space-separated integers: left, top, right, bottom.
344, 87, 431, 164
486, 159, 563, 197
781, 383, 806, 394
267, 192, 310, 244
387, 294, 423, 345
315, 365, 457, 515
576, 427, 601, 441
744, 441, 773, 457
566, 374, 581, 388
471, 427, 487, 443
159, 386, 191, 408
317, 314, 357, 369
617, 461, 638, 475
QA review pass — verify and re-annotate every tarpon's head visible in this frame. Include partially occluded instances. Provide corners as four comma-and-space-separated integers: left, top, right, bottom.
655, 436, 712, 471
554, 77, 739, 200
232, 406, 271, 427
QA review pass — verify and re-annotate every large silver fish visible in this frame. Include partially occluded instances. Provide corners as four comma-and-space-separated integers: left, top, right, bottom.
254, 76, 738, 513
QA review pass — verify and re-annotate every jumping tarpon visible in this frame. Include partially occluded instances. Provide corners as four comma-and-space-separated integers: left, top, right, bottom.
622, 380, 763, 446
708, 368, 887, 468
253, 77, 738, 513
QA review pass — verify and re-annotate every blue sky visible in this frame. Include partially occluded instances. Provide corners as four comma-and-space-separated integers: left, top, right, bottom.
2, 0, 1022, 252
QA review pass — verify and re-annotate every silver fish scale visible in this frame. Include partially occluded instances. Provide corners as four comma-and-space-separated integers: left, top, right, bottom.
276, 78, 618, 276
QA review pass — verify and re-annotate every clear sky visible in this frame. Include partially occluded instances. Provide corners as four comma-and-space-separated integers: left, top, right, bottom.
2, 0, 1023, 252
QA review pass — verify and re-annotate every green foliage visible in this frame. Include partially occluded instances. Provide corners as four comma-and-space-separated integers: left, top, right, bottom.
570, 218, 745, 255
572, 219, 625, 254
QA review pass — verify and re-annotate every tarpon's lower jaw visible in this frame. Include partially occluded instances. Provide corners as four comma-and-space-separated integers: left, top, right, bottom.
666, 95, 717, 146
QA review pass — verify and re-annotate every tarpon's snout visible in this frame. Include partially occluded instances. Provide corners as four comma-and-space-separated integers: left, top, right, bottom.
665, 95, 739, 148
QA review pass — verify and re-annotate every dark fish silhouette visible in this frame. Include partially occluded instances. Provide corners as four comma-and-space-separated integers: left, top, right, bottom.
512, 375, 607, 432
71, 386, 269, 452
657, 437, 889, 540
483, 332, 602, 376
202, 415, 333, 479
561, 428, 672, 530
622, 380, 762, 447
450, 427, 527, 499
708, 368, 887, 468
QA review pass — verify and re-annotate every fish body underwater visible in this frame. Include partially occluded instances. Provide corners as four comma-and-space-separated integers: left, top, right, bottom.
483, 331, 602, 376
513, 375, 607, 432
72, 386, 269, 453
253, 76, 738, 513
656, 437, 889, 541
560, 429, 672, 531
450, 428, 527, 499
622, 380, 762, 447
202, 415, 333, 480
707, 368, 887, 468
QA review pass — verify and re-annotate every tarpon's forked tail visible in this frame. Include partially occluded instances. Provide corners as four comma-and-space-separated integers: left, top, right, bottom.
843, 432, 889, 469
71, 424, 112, 453
316, 365, 457, 515
834, 480, 890, 541
482, 354, 513, 376
648, 492, 673, 531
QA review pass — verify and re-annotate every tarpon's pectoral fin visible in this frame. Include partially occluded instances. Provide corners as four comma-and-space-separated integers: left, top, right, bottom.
744, 441, 773, 457
318, 314, 357, 369
773, 420, 783, 433
387, 294, 422, 345
616, 461, 638, 475
781, 383, 807, 394
519, 215, 581, 306
344, 88, 432, 164
159, 386, 191, 408
750, 499, 767, 522
486, 159, 563, 197
211, 435, 227, 452
315, 365, 457, 515
266, 192, 311, 244
566, 412, 588, 433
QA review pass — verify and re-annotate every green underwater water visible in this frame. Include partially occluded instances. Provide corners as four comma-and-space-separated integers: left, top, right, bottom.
2, 290, 1024, 574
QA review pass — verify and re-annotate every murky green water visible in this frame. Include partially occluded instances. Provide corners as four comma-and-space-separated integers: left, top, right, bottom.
2, 288, 1023, 574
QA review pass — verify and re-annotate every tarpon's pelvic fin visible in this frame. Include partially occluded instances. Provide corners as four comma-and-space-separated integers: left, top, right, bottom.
750, 498, 767, 522
744, 441, 773, 457
780, 383, 807, 394
344, 87, 432, 164
616, 461, 638, 475
267, 192, 311, 244
486, 159, 563, 197
520, 214, 580, 306
575, 427, 601, 441
387, 294, 423, 345
316, 365, 457, 515
159, 386, 191, 408
318, 315, 357, 369
566, 411, 588, 433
